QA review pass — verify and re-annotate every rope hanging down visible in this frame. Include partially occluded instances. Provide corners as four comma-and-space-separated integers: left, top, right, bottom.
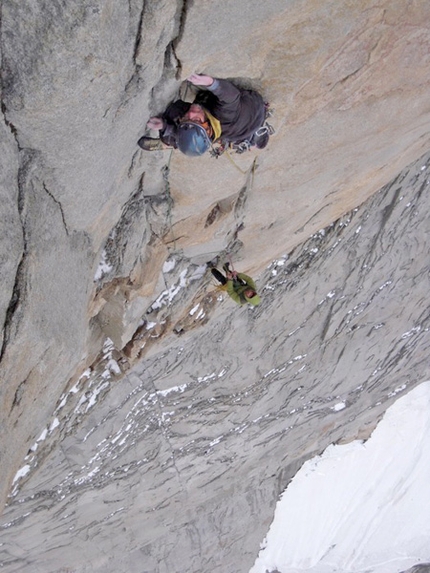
161, 150, 177, 252
160, 142, 258, 254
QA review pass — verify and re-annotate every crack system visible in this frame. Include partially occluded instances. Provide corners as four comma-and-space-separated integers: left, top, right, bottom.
0, 253, 26, 363
0, 121, 29, 366
42, 182, 70, 236
0, 13, 29, 365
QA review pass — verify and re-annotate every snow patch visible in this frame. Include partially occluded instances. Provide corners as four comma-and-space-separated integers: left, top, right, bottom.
38, 428, 48, 442
250, 381, 430, 573
331, 401, 346, 412
13, 465, 30, 484
401, 326, 421, 339
157, 384, 187, 397
189, 304, 200, 316
163, 259, 176, 273
49, 418, 60, 433
94, 249, 112, 281
151, 269, 188, 310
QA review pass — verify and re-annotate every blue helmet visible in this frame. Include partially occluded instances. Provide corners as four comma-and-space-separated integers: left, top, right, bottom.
177, 122, 212, 157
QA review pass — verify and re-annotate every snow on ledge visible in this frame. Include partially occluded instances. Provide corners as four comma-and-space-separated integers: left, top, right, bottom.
250, 381, 430, 573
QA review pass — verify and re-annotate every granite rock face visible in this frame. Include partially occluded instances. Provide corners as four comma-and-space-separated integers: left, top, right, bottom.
0, 0, 430, 571
1, 151, 429, 573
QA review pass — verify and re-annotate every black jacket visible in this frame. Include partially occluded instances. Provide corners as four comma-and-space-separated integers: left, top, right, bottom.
160, 79, 266, 148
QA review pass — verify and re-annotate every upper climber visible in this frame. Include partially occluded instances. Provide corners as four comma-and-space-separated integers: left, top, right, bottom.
138, 73, 271, 157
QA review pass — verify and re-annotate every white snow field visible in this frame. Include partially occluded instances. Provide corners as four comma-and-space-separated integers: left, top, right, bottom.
250, 381, 430, 573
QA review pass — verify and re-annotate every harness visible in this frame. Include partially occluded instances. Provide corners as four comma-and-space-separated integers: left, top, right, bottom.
209, 104, 275, 158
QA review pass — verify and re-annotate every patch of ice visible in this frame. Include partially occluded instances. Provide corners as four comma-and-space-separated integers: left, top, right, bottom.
85, 382, 109, 411
332, 401, 346, 411
151, 269, 188, 310
106, 358, 121, 375
197, 373, 217, 383
38, 428, 48, 442
189, 304, 200, 316
196, 308, 205, 320
188, 264, 207, 281
87, 466, 100, 479
55, 395, 68, 411
209, 435, 223, 447
103, 337, 115, 353
163, 259, 176, 273
378, 280, 392, 291
401, 326, 421, 339
388, 384, 407, 397
161, 411, 175, 422
13, 465, 30, 484
94, 249, 112, 281
49, 418, 60, 433
157, 384, 187, 397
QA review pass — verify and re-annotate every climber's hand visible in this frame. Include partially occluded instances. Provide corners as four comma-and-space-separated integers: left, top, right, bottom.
187, 74, 214, 87
147, 117, 164, 131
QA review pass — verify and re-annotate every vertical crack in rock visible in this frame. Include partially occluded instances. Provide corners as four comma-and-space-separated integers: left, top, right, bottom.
169, 0, 190, 79
120, 0, 149, 108
0, 253, 26, 363
0, 102, 19, 146
10, 378, 27, 412
100, 183, 148, 284
0, 149, 34, 363
132, 0, 146, 69
121, 0, 188, 118
144, 190, 174, 241
0, 15, 20, 148
42, 183, 70, 236
172, 0, 188, 51
146, 0, 189, 113
0, 21, 31, 363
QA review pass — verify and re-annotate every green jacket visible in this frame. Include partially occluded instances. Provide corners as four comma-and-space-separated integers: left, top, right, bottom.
226, 273, 261, 306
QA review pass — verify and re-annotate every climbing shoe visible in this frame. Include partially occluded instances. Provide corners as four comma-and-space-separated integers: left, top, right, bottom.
138, 136, 166, 151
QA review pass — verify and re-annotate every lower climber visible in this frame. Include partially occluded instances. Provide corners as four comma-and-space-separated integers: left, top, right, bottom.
210, 263, 261, 306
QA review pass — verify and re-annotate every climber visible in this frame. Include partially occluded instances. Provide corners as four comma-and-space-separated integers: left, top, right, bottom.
138, 73, 272, 157
210, 263, 261, 306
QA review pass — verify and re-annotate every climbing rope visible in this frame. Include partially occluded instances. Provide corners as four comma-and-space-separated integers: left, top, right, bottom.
224, 149, 250, 174
161, 150, 177, 252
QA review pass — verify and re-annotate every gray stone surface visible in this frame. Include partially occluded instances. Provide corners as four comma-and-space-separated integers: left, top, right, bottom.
0, 152, 429, 572
1, 0, 430, 571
